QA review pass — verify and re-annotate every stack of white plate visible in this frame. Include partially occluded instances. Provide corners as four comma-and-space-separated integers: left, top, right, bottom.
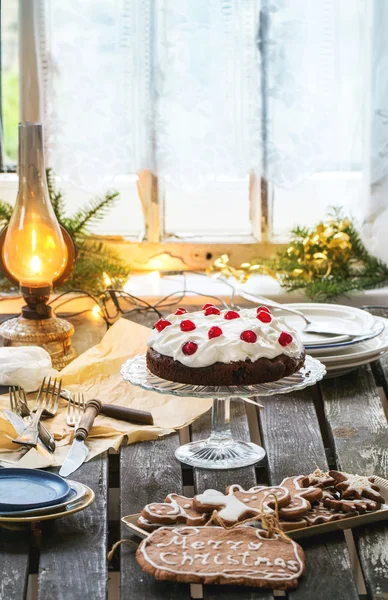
280, 303, 387, 377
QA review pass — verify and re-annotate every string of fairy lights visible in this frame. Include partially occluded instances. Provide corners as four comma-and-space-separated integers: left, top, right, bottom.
1, 269, 382, 328
0, 272, 239, 327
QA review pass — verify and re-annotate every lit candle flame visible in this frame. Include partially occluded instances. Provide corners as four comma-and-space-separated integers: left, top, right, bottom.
30, 255, 42, 274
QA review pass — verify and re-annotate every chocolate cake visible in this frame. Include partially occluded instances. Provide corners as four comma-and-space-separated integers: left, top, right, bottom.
146, 305, 305, 386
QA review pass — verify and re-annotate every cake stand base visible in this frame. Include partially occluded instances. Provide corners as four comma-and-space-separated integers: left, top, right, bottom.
175, 396, 266, 469
175, 438, 266, 469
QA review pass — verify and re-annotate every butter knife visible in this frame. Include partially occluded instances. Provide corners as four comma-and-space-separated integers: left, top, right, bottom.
59, 399, 102, 477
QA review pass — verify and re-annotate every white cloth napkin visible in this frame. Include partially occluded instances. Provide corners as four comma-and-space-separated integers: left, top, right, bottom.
0, 346, 54, 392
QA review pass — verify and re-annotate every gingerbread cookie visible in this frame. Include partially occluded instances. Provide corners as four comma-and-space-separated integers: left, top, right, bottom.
323, 497, 380, 514
329, 471, 385, 504
137, 516, 165, 532
278, 476, 322, 520
321, 489, 339, 501
303, 502, 356, 525
307, 468, 336, 489
136, 526, 305, 589
193, 485, 290, 526
278, 519, 307, 532
141, 494, 208, 527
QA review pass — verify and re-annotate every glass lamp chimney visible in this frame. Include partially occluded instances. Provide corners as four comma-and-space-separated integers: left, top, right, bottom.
2, 122, 67, 289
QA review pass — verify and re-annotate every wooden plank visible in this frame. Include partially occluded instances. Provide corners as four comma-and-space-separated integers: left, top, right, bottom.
320, 366, 388, 600
120, 434, 190, 600
0, 529, 30, 600
37, 455, 109, 600
259, 389, 359, 600
192, 401, 271, 600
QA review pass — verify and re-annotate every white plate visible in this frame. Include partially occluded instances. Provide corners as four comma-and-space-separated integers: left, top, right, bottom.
280, 303, 375, 347
325, 351, 388, 372
315, 318, 388, 365
308, 318, 385, 355
305, 317, 384, 352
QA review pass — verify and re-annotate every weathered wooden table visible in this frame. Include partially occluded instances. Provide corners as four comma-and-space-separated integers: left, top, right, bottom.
1, 308, 388, 600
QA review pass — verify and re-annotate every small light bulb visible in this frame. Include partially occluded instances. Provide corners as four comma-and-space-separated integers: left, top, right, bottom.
92, 305, 102, 317
103, 272, 112, 287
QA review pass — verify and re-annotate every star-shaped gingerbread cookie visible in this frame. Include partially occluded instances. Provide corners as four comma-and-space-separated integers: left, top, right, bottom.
329, 470, 385, 504
193, 484, 290, 526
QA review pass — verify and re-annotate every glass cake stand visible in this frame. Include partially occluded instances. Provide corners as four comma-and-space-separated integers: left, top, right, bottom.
121, 354, 326, 470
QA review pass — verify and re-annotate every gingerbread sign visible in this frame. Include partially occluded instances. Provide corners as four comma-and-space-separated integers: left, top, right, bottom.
136, 526, 305, 589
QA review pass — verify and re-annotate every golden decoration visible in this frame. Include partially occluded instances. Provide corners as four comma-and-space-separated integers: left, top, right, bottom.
206, 253, 277, 284
208, 213, 353, 285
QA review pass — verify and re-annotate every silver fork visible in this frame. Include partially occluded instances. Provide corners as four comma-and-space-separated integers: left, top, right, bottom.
66, 392, 85, 427
13, 377, 62, 448
9, 386, 56, 452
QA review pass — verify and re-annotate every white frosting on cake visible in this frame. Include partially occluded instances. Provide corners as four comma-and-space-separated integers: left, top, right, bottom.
147, 308, 304, 368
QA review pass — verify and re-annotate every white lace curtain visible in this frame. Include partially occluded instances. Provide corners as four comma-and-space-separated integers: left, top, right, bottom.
25, 0, 388, 260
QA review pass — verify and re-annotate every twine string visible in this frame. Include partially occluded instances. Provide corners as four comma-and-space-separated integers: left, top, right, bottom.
205, 491, 291, 542
107, 538, 138, 562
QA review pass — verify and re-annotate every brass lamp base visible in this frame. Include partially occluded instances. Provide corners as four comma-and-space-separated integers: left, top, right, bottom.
0, 314, 77, 370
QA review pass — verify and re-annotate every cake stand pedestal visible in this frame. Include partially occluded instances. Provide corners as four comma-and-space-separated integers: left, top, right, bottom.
121, 354, 325, 470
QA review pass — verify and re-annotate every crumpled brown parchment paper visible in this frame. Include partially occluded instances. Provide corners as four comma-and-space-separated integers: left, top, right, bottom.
0, 319, 212, 468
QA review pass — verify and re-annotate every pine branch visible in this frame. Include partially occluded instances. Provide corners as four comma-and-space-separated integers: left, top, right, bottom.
63, 239, 129, 293
46, 168, 66, 222
0, 200, 13, 225
62, 192, 119, 237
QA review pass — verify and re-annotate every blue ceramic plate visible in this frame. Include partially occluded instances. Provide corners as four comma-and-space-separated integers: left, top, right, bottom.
0, 468, 71, 511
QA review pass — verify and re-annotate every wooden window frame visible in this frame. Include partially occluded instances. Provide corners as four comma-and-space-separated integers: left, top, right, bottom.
2, 0, 285, 272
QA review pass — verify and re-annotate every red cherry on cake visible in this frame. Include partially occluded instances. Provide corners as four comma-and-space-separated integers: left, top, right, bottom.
175, 307, 187, 315
240, 330, 257, 343
208, 326, 223, 339
256, 306, 271, 314
204, 306, 221, 316
182, 341, 198, 355
278, 331, 293, 346
180, 319, 196, 332
202, 303, 215, 310
224, 310, 240, 320
154, 319, 171, 332
257, 310, 272, 323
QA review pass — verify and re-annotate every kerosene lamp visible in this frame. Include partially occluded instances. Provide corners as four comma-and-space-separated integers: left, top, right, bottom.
0, 122, 76, 369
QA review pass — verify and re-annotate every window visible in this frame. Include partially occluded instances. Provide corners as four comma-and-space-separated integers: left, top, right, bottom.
1, 0, 18, 168
0, 1, 379, 268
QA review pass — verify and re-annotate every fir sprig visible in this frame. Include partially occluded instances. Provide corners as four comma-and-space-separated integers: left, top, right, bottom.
46, 168, 66, 221
271, 209, 388, 301
62, 192, 119, 237
0, 200, 13, 226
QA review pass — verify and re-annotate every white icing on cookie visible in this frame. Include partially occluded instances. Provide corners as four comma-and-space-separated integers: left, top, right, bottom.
342, 474, 377, 496
148, 307, 304, 367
